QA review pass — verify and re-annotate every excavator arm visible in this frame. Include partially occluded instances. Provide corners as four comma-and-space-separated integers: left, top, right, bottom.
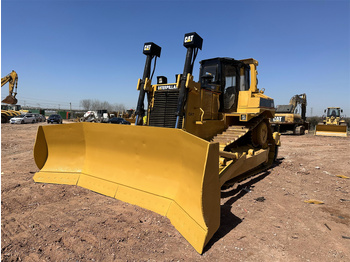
1, 70, 18, 104
289, 93, 307, 121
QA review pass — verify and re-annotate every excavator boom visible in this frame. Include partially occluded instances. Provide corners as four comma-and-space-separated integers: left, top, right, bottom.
1, 70, 18, 104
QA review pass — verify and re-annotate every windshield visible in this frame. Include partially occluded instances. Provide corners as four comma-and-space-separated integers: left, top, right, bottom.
223, 64, 237, 110
201, 64, 218, 82
327, 108, 340, 117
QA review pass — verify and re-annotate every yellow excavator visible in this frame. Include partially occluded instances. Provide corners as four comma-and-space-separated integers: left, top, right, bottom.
1, 70, 18, 104
1, 104, 22, 123
1, 70, 20, 123
33, 33, 281, 254
271, 93, 309, 135
315, 107, 348, 137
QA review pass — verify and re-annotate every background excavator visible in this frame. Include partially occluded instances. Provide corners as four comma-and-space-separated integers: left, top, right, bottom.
315, 107, 348, 137
271, 93, 309, 135
32, 32, 281, 254
1, 70, 18, 104
1, 70, 21, 123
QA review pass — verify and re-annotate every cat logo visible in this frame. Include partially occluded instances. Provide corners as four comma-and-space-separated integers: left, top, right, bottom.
184, 35, 194, 43
273, 116, 283, 122
144, 44, 151, 51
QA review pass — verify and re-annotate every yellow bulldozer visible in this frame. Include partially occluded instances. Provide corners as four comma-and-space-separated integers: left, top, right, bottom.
33, 32, 281, 254
315, 107, 348, 137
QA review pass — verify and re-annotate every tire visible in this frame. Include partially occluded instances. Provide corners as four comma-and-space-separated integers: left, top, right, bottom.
252, 121, 268, 147
21, 120, 24, 124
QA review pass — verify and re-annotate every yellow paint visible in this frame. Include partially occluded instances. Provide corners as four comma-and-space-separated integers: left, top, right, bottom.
304, 199, 324, 205
32, 55, 280, 254
33, 123, 220, 254
315, 125, 348, 137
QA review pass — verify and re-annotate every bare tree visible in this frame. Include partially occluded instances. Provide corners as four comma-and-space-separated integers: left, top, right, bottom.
113, 103, 126, 112
90, 99, 100, 110
80, 99, 92, 110
80, 99, 126, 112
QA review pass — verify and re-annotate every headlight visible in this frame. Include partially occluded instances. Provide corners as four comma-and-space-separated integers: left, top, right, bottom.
241, 114, 247, 121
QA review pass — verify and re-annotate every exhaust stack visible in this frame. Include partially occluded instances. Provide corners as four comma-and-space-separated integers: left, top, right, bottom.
135, 42, 161, 125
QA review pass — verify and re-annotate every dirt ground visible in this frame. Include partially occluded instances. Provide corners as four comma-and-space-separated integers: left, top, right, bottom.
1, 122, 350, 261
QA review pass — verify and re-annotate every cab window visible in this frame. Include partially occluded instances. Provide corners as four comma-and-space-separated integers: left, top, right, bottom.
202, 64, 218, 82
223, 65, 238, 110
327, 108, 340, 117
239, 67, 250, 91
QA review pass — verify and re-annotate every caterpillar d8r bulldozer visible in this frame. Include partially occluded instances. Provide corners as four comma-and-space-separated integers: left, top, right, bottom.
33, 32, 281, 254
315, 107, 348, 137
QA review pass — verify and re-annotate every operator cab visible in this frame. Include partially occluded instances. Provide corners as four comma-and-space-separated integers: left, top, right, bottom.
199, 58, 250, 113
326, 108, 341, 117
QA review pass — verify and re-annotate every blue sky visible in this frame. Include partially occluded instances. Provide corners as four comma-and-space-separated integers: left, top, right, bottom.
1, 0, 349, 116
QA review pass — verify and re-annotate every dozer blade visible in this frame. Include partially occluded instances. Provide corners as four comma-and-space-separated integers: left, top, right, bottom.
2, 95, 18, 105
315, 124, 348, 137
33, 122, 220, 253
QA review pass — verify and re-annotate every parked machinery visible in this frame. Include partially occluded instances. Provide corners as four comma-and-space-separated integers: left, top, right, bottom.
79, 110, 110, 123
32, 33, 280, 254
1, 70, 18, 104
120, 109, 136, 124
1, 104, 21, 123
271, 93, 309, 135
315, 107, 348, 137
1, 70, 20, 123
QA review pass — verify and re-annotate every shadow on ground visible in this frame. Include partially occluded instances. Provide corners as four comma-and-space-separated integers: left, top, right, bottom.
203, 157, 284, 253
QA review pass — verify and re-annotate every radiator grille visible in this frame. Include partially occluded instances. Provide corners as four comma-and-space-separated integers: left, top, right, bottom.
149, 90, 183, 128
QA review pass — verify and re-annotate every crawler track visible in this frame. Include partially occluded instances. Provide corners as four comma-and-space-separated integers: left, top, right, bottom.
212, 114, 265, 150
213, 114, 278, 187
